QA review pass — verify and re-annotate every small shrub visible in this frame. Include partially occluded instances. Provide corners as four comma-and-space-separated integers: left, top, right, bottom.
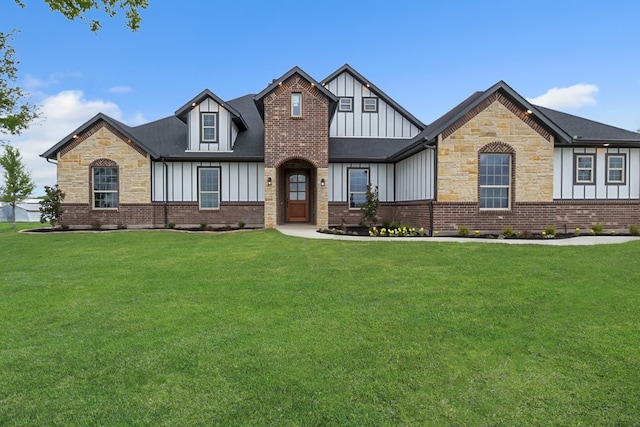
502, 226, 514, 238
630, 224, 640, 236
592, 222, 605, 234
574, 227, 581, 237
389, 221, 400, 230
91, 219, 102, 230
200, 222, 207, 230
167, 222, 176, 229
434, 231, 439, 237
458, 226, 469, 237
544, 225, 556, 237
521, 229, 532, 239
382, 220, 391, 228
237, 221, 246, 229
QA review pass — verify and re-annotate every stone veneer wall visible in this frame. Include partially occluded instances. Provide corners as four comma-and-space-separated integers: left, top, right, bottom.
58, 123, 151, 204
262, 74, 330, 227
438, 98, 554, 203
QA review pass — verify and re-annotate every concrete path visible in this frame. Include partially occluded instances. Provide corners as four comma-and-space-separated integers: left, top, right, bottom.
275, 224, 640, 245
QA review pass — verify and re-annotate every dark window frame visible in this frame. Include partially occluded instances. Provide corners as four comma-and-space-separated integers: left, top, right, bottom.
200, 112, 218, 143
574, 153, 596, 185
605, 153, 626, 185
198, 166, 221, 210
347, 167, 369, 210
362, 97, 378, 113
338, 97, 354, 112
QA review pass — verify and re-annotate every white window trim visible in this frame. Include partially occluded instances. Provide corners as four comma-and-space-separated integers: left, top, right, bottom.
198, 167, 220, 210
606, 153, 626, 185
479, 154, 511, 210
363, 97, 378, 113
92, 166, 119, 210
201, 112, 218, 143
338, 97, 353, 112
291, 93, 302, 117
575, 154, 595, 184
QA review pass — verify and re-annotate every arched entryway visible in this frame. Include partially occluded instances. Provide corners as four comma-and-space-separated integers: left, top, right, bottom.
279, 159, 315, 224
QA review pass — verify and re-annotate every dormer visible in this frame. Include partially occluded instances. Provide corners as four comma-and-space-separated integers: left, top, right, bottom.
175, 89, 248, 152
322, 64, 425, 138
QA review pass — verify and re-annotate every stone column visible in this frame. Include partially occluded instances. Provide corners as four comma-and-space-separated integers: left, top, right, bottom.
316, 167, 328, 229
264, 167, 277, 228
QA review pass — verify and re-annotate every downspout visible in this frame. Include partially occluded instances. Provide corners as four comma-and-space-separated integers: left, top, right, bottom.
162, 158, 168, 227
424, 139, 438, 237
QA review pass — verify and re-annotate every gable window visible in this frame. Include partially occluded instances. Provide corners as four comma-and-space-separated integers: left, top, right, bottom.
93, 167, 118, 209
362, 97, 378, 113
338, 97, 353, 112
575, 154, 595, 184
348, 168, 369, 209
479, 154, 510, 209
291, 93, 302, 117
606, 154, 626, 185
201, 113, 218, 143
199, 167, 220, 209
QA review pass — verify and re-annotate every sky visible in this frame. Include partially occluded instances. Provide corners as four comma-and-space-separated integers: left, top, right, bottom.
1, 0, 640, 195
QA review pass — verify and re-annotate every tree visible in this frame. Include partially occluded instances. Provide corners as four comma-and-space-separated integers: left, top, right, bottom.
0, 30, 39, 138
39, 184, 65, 227
0, 145, 35, 229
360, 183, 379, 228
1, 1, 149, 137
14, 1, 149, 32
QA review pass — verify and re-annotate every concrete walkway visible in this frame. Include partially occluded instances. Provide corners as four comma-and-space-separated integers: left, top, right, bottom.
275, 224, 640, 245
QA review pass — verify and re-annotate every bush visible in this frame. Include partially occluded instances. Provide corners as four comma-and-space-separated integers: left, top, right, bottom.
91, 219, 102, 230
360, 184, 379, 228
167, 222, 176, 229
502, 226, 514, 238
39, 184, 66, 227
458, 226, 469, 237
237, 221, 246, 229
200, 222, 207, 230
544, 225, 556, 236
630, 224, 640, 236
592, 222, 605, 234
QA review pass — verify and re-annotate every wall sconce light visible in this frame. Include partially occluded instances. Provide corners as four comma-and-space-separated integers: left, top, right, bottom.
320, 178, 326, 187
525, 109, 533, 115
267, 177, 272, 186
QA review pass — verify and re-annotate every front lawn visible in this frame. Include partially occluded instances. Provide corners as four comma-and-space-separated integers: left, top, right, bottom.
1, 225, 639, 425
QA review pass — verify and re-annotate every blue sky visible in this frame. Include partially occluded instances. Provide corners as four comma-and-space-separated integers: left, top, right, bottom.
2, 0, 640, 194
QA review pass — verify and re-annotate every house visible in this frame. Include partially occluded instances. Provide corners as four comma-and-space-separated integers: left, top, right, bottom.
41, 64, 640, 233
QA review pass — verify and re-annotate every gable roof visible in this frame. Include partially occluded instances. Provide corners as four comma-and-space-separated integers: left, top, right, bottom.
322, 64, 426, 131
253, 66, 338, 119
174, 89, 248, 130
40, 113, 161, 160
422, 80, 573, 144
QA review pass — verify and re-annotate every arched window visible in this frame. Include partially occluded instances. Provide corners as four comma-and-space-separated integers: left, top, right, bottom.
478, 142, 515, 210
91, 159, 118, 209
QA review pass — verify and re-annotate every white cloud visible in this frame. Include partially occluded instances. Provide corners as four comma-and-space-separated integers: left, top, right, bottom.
527, 84, 598, 110
2, 90, 127, 195
109, 85, 133, 94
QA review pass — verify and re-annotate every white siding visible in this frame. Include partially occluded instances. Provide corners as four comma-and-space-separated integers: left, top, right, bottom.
328, 163, 394, 203
395, 149, 435, 201
187, 98, 239, 152
553, 147, 640, 199
325, 71, 420, 138
152, 161, 264, 202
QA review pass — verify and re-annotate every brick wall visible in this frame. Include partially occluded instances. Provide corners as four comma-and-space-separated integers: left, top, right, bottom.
60, 202, 264, 229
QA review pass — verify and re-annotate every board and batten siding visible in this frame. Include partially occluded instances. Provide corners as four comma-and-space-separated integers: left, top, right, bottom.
395, 149, 435, 201
325, 72, 420, 139
553, 147, 640, 199
328, 163, 394, 203
152, 161, 264, 202
188, 98, 239, 151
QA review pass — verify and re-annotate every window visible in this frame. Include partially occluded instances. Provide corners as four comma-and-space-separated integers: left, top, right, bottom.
606, 154, 626, 184
201, 113, 218, 142
199, 167, 220, 209
338, 97, 353, 112
479, 154, 510, 209
363, 97, 378, 113
348, 168, 368, 209
93, 167, 118, 209
291, 93, 302, 117
575, 154, 595, 184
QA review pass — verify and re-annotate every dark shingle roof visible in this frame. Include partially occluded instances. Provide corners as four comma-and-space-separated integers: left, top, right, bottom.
535, 106, 640, 144
329, 137, 419, 162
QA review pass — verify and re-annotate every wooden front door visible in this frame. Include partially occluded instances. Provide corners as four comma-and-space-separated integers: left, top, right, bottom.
286, 172, 309, 222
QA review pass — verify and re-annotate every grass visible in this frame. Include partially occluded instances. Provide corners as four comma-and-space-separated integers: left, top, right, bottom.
1, 223, 640, 425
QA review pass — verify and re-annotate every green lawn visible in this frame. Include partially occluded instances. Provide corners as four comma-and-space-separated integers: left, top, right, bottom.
1, 223, 639, 426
